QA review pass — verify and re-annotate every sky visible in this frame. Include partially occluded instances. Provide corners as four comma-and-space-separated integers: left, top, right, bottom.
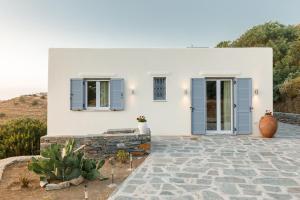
0, 0, 299, 100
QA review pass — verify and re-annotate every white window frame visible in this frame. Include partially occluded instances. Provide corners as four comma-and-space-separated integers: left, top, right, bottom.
85, 80, 110, 110
153, 77, 167, 102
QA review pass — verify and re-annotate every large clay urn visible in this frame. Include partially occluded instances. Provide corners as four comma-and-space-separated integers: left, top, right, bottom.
259, 112, 278, 138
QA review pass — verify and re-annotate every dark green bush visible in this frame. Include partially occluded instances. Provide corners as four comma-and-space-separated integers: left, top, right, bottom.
0, 118, 47, 158
31, 100, 39, 106
216, 22, 300, 102
0, 112, 6, 118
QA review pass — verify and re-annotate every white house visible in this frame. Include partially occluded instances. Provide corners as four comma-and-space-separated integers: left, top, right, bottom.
48, 48, 273, 137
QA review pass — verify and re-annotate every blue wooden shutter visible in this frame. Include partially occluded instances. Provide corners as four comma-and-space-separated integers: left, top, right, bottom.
234, 78, 252, 134
70, 79, 85, 110
110, 78, 124, 111
191, 78, 206, 134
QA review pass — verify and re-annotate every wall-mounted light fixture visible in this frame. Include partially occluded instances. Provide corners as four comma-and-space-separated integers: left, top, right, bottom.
131, 89, 135, 95
184, 89, 188, 95
254, 89, 259, 95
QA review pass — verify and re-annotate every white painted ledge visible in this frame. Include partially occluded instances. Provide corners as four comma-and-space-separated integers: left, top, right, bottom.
78, 73, 118, 78
199, 71, 241, 77
147, 71, 171, 77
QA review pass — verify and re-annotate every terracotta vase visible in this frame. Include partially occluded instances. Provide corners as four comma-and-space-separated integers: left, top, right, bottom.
259, 114, 278, 138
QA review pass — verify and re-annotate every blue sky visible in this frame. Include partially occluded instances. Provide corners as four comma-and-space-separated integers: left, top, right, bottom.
0, 0, 299, 99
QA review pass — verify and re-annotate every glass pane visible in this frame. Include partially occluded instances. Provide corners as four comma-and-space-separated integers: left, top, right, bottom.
100, 81, 109, 107
221, 80, 232, 130
153, 77, 166, 100
206, 81, 217, 130
87, 81, 96, 107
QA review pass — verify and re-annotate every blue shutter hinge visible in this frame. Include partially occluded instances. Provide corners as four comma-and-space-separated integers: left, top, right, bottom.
234, 104, 237, 108
233, 80, 237, 84
234, 128, 237, 131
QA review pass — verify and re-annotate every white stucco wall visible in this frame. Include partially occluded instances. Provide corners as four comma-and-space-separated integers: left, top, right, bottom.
48, 48, 273, 136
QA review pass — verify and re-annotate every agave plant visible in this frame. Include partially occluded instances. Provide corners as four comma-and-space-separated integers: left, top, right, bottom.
28, 139, 105, 181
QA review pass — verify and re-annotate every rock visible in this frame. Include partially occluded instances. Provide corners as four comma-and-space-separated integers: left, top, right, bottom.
215, 177, 246, 183
218, 183, 239, 195
40, 130, 151, 159
263, 185, 281, 192
202, 191, 224, 200
288, 187, 300, 193
59, 181, 70, 188
253, 178, 298, 186
46, 184, 61, 191
40, 180, 48, 188
223, 168, 257, 177
45, 181, 70, 191
267, 193, 292, 200
69, 176, 84, 186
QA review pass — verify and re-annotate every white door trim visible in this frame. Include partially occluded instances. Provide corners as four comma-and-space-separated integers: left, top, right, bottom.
206, 79, 233, 135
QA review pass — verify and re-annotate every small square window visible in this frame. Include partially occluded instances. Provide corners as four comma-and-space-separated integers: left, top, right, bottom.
153, 77, 166, 101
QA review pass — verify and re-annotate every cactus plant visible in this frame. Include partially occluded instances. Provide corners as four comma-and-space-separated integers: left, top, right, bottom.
28, 139, 105, 182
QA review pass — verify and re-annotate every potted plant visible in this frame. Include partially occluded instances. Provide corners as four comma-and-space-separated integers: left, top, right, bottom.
137, 116, 148, 134
259, 110, 278, 138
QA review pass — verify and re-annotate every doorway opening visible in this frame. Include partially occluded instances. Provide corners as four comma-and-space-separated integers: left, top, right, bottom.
206, 79, 233, 134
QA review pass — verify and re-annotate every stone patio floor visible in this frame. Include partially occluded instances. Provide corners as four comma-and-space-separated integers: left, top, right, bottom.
109, 123, 300, 200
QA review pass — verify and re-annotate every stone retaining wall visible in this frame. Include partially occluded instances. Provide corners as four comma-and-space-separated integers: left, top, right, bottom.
274, 112, 300, 125
0, 156, 40, 180
274, 95, 300, 114
40, 128, 151, 159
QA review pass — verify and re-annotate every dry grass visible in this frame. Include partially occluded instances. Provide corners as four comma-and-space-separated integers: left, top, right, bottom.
279, 76, 300, 98
0, 93, 47, 125
0, 157, 146, 200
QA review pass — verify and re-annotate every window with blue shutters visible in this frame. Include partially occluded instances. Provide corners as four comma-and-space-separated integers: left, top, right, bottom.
85, 80, 110, 110
70, 78, 124, 111
153, 77, 166, 101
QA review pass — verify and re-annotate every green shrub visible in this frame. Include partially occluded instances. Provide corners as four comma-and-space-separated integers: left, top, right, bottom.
31, 100, 38, 106
215, 22, 300, 102
0, 112, 6, 118
28, 139, 105, 181
0, 118, 46, 158
116, 150, 129, 163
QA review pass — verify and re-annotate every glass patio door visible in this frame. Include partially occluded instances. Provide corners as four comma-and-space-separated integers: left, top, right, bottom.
206, 79, 233, 134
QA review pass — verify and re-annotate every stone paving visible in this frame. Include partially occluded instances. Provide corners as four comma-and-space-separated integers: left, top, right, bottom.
276, 122, 300, 138
109, 124, 300, 200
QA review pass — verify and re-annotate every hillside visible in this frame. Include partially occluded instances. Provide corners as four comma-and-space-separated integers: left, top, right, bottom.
0, 93, 47, 124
